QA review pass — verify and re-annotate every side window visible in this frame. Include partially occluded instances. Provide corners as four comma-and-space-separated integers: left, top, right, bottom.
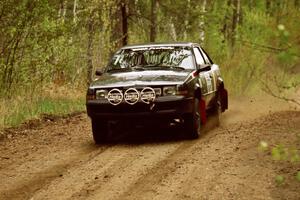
199, 48, 212, 65
193, 47, 205, 65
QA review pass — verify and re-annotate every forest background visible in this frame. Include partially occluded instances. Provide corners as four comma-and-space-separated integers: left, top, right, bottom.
0, 0, 299, 128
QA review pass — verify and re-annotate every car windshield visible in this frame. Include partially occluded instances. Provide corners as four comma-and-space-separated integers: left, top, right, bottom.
106, 46, 195, 72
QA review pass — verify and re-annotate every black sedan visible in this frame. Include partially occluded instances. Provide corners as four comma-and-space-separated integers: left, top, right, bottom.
86, 42, 228, 143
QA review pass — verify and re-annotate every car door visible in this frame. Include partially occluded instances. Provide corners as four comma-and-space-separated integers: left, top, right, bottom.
199, 47, 218, 94
193, 47, 213, 98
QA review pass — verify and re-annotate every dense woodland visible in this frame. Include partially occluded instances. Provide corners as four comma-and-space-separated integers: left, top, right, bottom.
0, 0, 299, 127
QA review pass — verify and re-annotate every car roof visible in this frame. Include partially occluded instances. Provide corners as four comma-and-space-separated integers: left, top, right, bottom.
121, 42, 199, 49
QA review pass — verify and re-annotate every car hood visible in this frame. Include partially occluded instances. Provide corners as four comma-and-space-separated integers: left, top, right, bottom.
90, 70, 192, 89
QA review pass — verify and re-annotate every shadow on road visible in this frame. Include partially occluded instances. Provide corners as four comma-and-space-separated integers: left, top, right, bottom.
99, 113, 221, 145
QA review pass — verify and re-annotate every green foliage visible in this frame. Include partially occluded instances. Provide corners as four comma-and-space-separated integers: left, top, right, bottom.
268, 144, 299, 163
258, 141, 269, 152
0, 94, 85, 129
1, 0, 300, 127
296, 172, 300, 182
275, 175, 285, 185
272, 144, 289, 161
290, 149, 300, 163
259, 139, 300, 185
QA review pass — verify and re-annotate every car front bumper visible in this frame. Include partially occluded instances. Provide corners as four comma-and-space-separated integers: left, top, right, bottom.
86, 96, 194, 120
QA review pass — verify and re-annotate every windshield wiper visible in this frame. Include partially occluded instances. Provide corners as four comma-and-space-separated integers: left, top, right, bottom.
131, 64, 161, 70
131, 66, 146, 71
106, 67, 132, 73
146, 64, 186, 71
107, 65, 186, 72
168, 66, 185, 70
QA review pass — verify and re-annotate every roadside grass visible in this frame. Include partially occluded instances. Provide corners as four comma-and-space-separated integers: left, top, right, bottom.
221, 50, 265, 96
0, 86, 85, 129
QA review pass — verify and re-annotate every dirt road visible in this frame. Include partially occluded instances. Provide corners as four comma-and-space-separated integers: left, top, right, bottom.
1, 97, 299, 200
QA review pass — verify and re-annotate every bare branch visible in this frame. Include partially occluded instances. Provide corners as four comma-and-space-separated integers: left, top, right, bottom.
239, 39, 291, 52
260, 79, 300, 106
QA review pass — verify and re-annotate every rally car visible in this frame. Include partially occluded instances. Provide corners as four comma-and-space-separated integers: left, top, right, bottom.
86, 43, 228, 143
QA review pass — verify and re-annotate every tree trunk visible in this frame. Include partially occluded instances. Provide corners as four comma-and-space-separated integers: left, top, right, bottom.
170, 21, 177, 41
295, 0, 300, 7
274, 0, 283, 22
221, 0, 232, 42
58, 0, 67, 22
150, 0, 158, 42
121, 0, 128, 46
183, 0, 191, 40
62, 0, 67, 22
86, 18, 94, 86
110, 1, 123, 53
231, 0, 241, 48
199, 0, 206, 44
266, 0, 271, 15
73, 0, 77, 23
248, 0, 256, 10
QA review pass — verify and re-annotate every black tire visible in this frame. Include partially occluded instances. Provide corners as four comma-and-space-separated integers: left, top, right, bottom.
184, 98, 201, 139
91, 119, 108, 144
212, 92, 222, 127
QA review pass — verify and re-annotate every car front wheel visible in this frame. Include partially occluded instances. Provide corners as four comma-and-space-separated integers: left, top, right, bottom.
212, 92, 222, 127
184, 98, 201, 139
91, 119, 108, 144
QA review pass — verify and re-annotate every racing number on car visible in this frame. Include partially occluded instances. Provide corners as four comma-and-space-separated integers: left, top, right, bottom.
204, 73, 213, 93
199, 71, 216, 95
210, 65, 220, 92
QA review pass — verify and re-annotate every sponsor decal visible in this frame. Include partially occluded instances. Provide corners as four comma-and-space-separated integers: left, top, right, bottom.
205, 73, 213, 93
140, 87, 156, 104
107, 89, 123, 105
107, 87, 156, 105
124, 88, 140, 105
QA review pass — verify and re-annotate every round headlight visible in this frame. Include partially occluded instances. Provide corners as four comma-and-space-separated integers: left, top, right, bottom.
96, 89, 108, 99
163, 86, 176, 96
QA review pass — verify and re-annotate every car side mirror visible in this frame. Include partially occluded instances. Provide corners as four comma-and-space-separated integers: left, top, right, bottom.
199, 64, 211, 72
95, 69, 103, 76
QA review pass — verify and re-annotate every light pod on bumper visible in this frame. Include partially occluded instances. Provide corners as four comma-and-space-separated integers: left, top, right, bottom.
163, 86, 188, 96
96, 89, 108, 99
163, 86, 176, 96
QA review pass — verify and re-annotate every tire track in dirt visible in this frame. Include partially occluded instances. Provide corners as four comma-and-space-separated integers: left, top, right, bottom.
115, 141, 200, 200
31, 143, 183, 200
86, 141, 199, 200
1, 144, 110, 200
0, 97, 299, 200
112, 111, 300, 200
114, 126, 221, 200
162, 126, 251, 200
0, 114, 104, 199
